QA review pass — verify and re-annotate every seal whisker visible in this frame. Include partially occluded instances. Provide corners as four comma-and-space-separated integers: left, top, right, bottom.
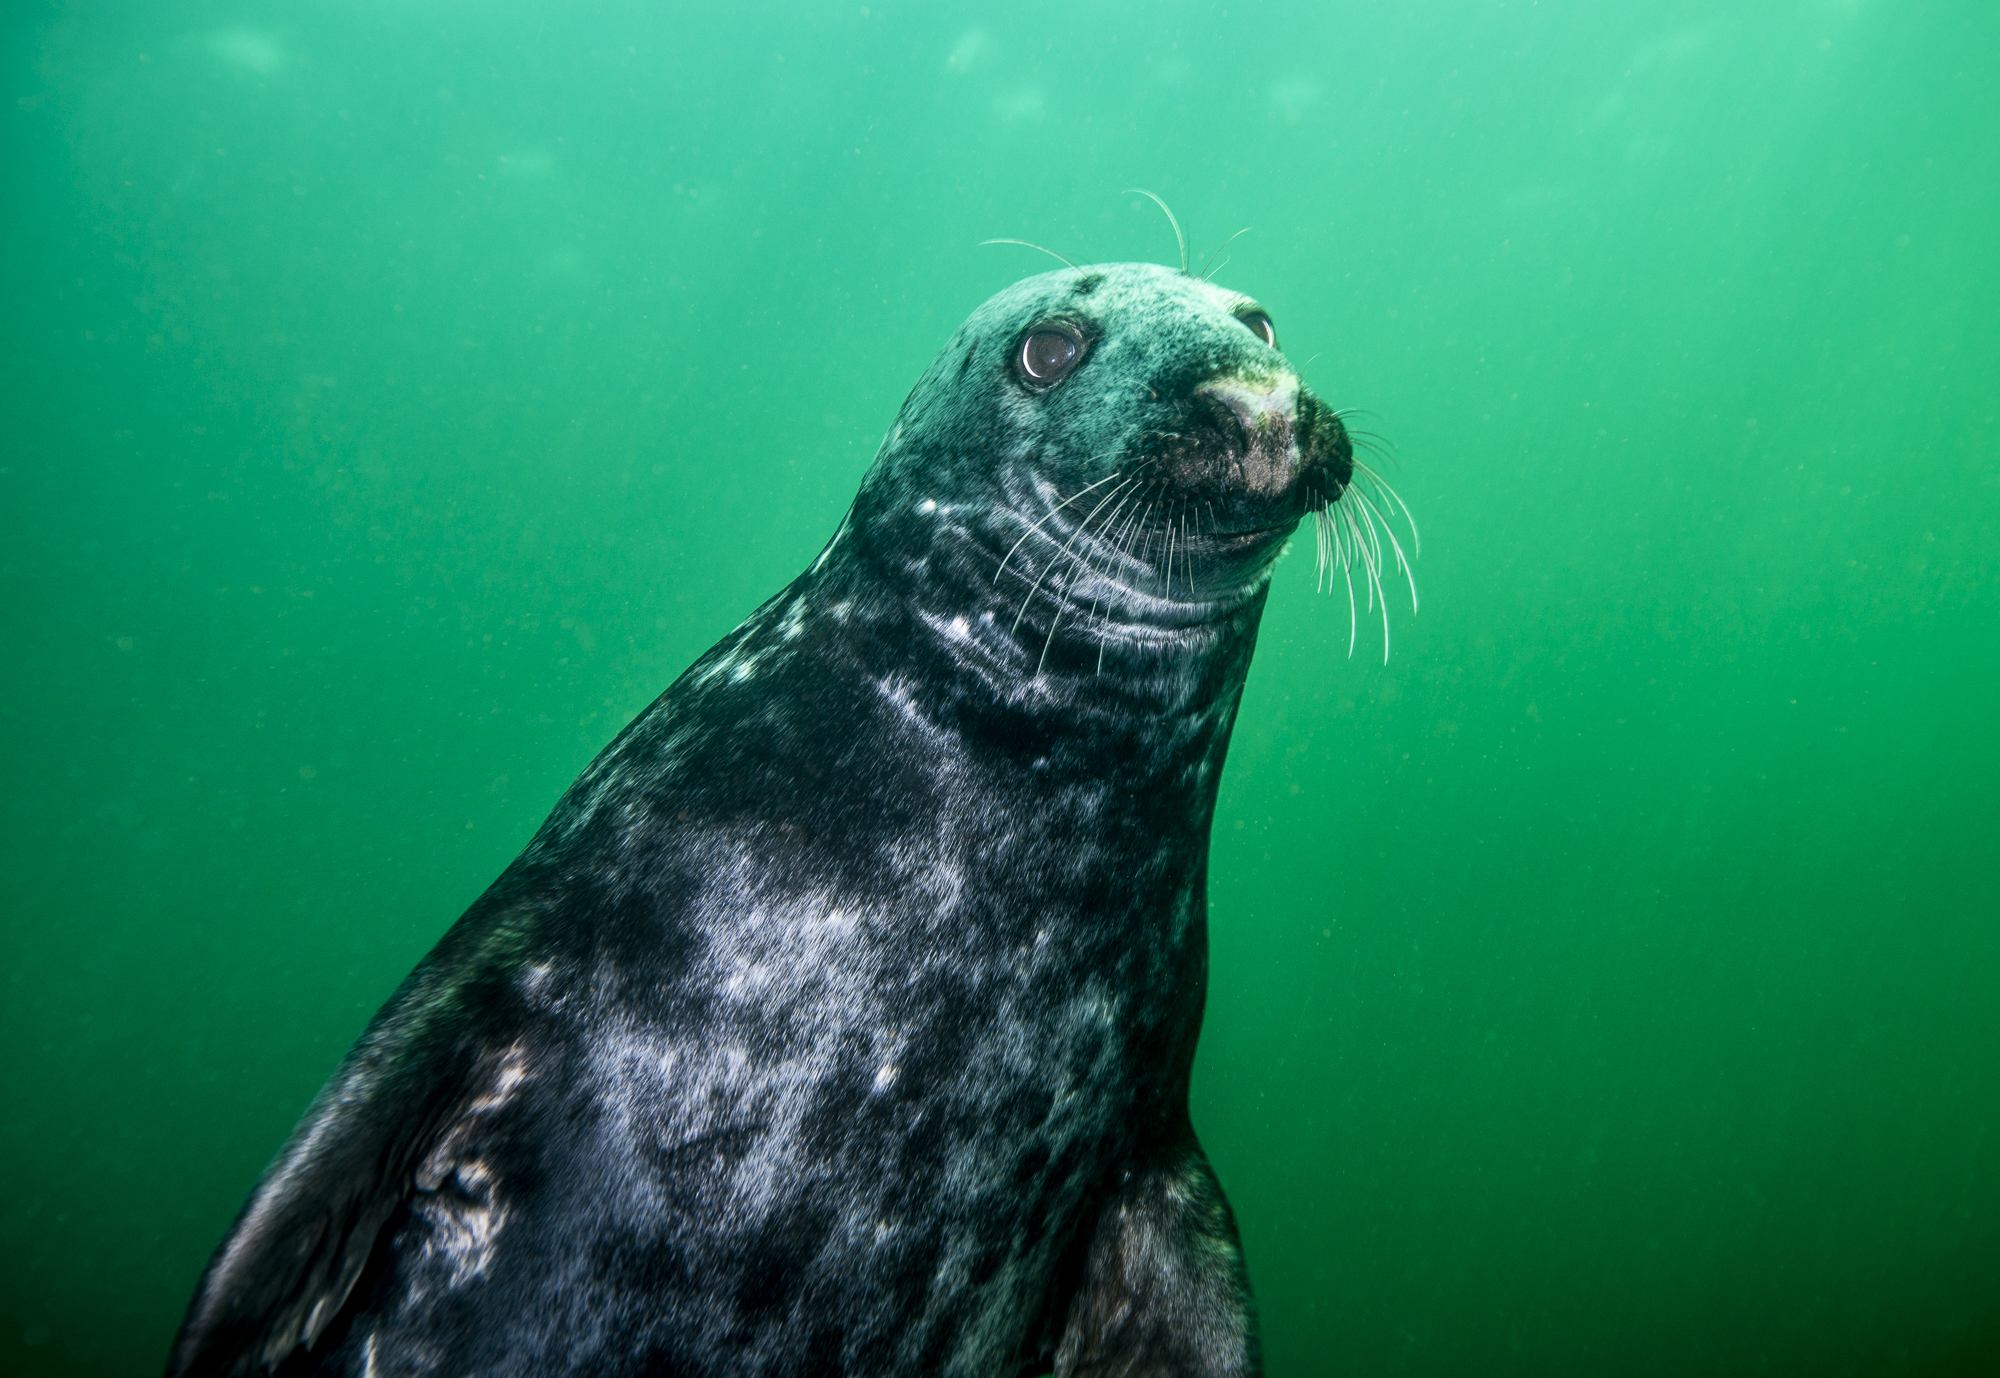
1338, 499, 1368, 598
978, 238, 1080, 269
1172, 507, 1187, 598
1090, 493, 1155, 674
1350, 485, 1419, 613
1351, 459, 1422, 558
1341, 501, 1379, 615
1365, 518, 1388, 628
1131, 496, 1159, 582
1366, 509, 1393, 654
1342, 499, 1392, 662
1319, 502, 1360, 656
1122, 188, 1188, 274
1036, 561, 1083, 678
1011, 476, 1137, 635
1378, 563, 1392, 661
1356, 490, 1406, 611
1038, 486, 1126, 676
1057, 473, 1140, 576
1198, 228, 1253, 282
1033, 498, 1119, 679
995, 471, 1125, 585
1108, 488, 1149, 566
1349, 492, 1386, 590
1046, 481, 1150, 677
1347, 488, 1383, 583
1343, 502, 1379, 631
1326, 504, 1342, 600
1070, 492, 1136, 626
1344, 547, 1360, 657
1082, 490, 1144, 626
1070, 475, 1141, 563
1114, 488, 1155, 575
1099, 501, 1152, 672
1347, 433, 1396, 466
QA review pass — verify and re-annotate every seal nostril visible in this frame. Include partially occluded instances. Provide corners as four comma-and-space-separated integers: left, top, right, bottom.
1203, 395, 1249, 454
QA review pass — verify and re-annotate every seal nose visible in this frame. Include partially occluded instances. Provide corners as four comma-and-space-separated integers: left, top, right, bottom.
1195, 374, 1301, 497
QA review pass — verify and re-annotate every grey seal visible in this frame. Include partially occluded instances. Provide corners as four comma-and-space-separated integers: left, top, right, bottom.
168, 260, 1387, 1378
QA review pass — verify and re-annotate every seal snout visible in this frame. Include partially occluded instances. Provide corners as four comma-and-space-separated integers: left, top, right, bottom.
1192, 373, 1355, 517
1195, 374, 1301, 499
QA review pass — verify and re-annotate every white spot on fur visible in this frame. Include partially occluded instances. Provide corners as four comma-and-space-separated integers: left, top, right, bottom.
412, 1157, 508, 1290
780, 598, 809, 641
404, 1043, 529, 1298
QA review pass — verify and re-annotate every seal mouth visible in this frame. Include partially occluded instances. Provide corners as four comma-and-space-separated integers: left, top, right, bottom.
1201, 518, 1300, 547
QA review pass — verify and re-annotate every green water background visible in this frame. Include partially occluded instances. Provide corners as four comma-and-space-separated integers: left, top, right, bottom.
4, 2, 1996, 1373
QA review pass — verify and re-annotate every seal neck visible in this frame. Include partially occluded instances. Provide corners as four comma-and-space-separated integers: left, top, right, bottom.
825, 489, 1273, 739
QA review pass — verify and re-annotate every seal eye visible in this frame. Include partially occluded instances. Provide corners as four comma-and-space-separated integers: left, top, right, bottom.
1018, 326, 1085, 386
1238, 310, 1279, 350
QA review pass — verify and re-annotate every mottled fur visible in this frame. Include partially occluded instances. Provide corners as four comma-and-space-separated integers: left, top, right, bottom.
169, 263, 1352, 1378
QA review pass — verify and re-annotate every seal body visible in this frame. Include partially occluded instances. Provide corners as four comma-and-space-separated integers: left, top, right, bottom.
169, 262, 1353, 1378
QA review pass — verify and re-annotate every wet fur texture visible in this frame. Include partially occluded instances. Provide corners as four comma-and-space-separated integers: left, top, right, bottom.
168, 263, 1352, 1378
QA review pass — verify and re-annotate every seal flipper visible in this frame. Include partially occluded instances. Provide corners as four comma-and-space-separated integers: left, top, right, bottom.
167, 905, 538, 1378
1054, 1140, 1260, 1378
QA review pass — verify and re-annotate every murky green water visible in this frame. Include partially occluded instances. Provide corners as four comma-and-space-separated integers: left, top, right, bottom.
4, 2, 1996, 1374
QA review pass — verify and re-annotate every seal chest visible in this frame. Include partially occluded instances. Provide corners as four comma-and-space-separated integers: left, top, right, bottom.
169, 262, 1361, 1378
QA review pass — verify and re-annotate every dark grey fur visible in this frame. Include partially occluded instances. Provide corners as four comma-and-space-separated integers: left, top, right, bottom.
168, 262, 1353, 1378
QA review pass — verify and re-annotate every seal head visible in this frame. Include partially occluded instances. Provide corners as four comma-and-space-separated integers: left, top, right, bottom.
854, 262, 1350, 668
167, 263, 1356, 1378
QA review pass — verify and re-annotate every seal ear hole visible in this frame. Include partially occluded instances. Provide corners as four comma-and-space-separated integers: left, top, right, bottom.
1016, 323, 1088, 387
1237, 310, 1279, 350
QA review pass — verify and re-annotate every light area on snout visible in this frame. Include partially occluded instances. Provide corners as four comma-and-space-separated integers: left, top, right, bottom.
1195, 372, 1304, 500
